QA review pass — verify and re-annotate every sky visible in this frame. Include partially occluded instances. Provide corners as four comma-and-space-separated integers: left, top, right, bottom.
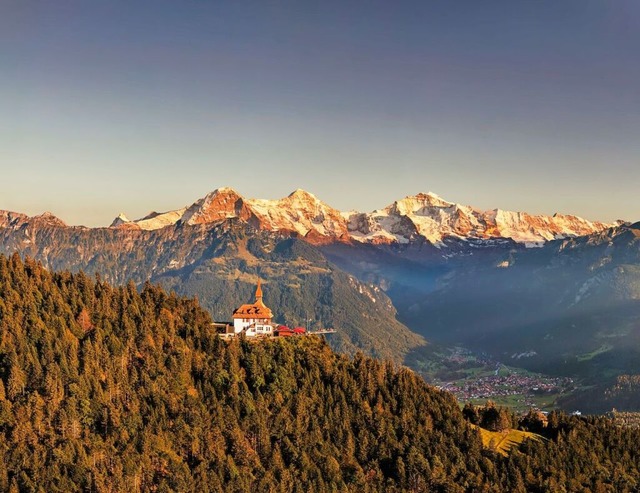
1, 0, 639, 226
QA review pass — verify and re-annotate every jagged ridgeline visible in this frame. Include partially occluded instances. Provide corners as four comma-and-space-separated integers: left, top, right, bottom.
1, 255, 640, 492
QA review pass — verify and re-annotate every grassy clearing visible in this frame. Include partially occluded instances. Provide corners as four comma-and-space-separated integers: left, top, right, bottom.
576, 344, 613, 362
465, 392, 562, 412
472, 425, 543, 456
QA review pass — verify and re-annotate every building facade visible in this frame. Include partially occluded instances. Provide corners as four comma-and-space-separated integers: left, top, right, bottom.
232, 281, 274, 337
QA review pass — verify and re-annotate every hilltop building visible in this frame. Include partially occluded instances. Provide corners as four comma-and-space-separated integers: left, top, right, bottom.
214, 280, 334, 339
232, 281, 274, 337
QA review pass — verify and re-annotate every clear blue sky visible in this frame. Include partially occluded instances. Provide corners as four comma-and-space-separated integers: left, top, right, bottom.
2, 1, 638, 226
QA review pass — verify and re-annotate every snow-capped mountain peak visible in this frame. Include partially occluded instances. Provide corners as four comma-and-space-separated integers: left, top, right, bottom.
105, 187, 616, 247
181, 187, 248, 226
246, 189, 348, 242
288, 188, 318, 200
110, 213, 131, 228
346, 193, 614, 247
389, 192, 452, 215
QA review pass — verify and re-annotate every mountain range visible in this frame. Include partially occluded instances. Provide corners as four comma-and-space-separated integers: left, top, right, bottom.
108, 187, 616, 246
1, 187, 638, 411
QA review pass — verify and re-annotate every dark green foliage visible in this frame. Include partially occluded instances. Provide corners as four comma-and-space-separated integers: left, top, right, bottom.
514, 413, 640, 492
1, 254, 640, 492
0, 254, 475, 491
475, 401, 514, 432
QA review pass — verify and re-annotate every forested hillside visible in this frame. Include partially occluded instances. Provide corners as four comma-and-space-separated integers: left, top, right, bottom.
1, 254, 639, 492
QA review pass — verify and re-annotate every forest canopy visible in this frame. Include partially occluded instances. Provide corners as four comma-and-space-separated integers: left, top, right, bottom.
0, 253, 639, 492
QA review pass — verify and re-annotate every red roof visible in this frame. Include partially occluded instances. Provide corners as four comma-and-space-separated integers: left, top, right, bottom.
232, 281, 273, 319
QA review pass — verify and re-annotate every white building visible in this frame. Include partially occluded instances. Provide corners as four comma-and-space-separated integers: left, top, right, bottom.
232, 281, 274, 337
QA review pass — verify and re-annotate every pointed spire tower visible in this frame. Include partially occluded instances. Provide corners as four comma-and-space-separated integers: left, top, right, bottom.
232, 279, 273, 323
253, 279, 271, 313
254, 279, 273, 310
255, 279, 263, 303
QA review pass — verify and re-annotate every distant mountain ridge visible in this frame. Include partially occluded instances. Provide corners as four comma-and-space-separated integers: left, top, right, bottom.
344, 192, 618, 246
106, 187, 617, 247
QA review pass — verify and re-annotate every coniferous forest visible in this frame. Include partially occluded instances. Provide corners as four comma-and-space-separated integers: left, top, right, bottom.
1, 253, 639, 492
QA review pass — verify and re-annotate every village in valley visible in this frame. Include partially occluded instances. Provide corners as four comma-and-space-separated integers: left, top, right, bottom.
413, 346, 575, 411
438, 368, 574, 410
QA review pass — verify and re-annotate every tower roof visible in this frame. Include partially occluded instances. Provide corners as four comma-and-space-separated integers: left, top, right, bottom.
232, 280, 273, 319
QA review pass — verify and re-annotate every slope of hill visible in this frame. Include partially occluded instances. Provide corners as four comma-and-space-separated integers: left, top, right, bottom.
473, 425, 542, 457
2, 255, 640, 491
0, 254, 482, 492
151, 224, 424, 361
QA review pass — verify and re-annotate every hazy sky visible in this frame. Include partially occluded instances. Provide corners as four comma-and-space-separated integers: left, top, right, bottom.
2, 1, 639, 226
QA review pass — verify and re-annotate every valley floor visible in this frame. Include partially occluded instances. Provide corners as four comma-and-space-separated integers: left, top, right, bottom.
409, 346, 577, 412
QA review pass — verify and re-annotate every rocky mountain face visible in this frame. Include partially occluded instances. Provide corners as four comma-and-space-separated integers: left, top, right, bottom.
112, 188, 350, 244
109, 187, 614, 246
345, 192, 616, 246
400, 223, 640, 400
1, 210, 68, 229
